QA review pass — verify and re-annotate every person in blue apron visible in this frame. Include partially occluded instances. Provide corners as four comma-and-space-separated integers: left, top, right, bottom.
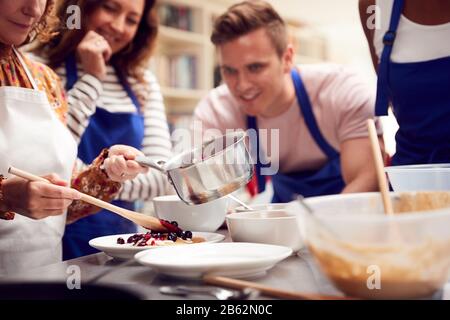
360, 0, 450, 165
31, 0, 173, 260
195, 1, 383, 203
248, 69, 345, 203
62, 54, 144, 259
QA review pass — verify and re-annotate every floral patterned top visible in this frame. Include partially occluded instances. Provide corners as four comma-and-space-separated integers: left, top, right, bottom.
0, 45, 121, 222
0, 45, 67, 122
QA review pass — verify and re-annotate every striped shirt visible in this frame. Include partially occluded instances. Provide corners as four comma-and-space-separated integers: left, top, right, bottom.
30, 54, 173, 202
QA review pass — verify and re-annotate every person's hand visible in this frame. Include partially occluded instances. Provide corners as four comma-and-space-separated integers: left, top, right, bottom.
1, 174, 81, 220
76, 31, 112, 81
103, 145, 149, 182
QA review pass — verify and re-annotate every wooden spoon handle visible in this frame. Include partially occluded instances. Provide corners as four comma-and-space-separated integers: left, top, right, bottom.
367, 119, 394, 215
8, 166, 166, 231
203, 275, 353, 300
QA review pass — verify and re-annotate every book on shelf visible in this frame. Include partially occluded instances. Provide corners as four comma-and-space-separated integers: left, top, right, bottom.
158, 3, 194, 32
150, 54, 197, 90
170, 55, 197, 89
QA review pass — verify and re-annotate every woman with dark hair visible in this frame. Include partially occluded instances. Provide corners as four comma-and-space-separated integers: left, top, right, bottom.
32, 0, 172, 260
0, 0, 147, 274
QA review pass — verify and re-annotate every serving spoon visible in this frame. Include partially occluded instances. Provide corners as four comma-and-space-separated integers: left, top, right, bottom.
159, 285, 259, 300
8, 166, 178, 232
226, 194, 254, 210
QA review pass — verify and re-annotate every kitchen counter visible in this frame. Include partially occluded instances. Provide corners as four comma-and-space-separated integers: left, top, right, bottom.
0, 229, 344, 300
1, 229, 444, 300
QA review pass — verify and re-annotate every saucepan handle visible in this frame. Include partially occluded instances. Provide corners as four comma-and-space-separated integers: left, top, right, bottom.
135, 156, 167, 173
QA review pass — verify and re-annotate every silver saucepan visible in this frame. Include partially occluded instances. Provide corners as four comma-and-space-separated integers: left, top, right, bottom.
136, 131, 253, 205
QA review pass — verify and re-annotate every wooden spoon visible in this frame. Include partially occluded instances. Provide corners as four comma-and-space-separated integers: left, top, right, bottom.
8, 166, 177, 232
367, 119, 394, 215
203, 275, 357, 300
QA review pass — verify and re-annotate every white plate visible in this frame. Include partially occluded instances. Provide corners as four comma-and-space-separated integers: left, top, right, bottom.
89, 232, 225, 260
134, 242, 293, 279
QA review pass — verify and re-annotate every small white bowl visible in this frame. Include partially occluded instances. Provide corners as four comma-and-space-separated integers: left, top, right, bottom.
226, 210, 303, 252
234, 203, 289, 212
385, 164, 450, 191
153, 195, 228, 232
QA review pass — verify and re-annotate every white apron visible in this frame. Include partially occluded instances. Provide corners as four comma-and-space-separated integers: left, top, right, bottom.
0, 48, 77, 274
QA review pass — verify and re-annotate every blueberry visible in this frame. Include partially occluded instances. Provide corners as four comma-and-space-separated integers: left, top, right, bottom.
117, 237, 125, 244
184, 231, 192, 239
127, 236, 134, 243
168, 233, 177, 242
171, 221, 178, 227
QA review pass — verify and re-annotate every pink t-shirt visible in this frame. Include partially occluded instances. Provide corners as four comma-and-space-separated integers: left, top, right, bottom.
193, 64, 381, 174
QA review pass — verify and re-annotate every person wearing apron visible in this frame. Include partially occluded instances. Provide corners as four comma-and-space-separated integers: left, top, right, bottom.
362, 0, 450, 165
0, 1, 148, 274
248, 69, 345, 203
195, 1, 382, 202
62, 54, 145, 260
0, 47, 78, 274
29, 0, 173, 260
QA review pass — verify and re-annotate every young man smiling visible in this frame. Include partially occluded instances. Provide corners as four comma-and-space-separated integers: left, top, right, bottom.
193, 0, 384, 202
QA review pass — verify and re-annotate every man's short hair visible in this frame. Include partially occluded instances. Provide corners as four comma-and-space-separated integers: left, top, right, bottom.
211, 0, 288, 58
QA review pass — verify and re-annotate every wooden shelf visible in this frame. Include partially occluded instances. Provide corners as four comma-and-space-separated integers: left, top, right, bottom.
158, 26, 205, 45
161, 87, 207, 100
166, 103, 198, 114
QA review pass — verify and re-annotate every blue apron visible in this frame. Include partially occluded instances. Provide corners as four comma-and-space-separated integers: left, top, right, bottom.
375, 0, 450, 165
62, 54, 145, 260
247, 69, 345, 203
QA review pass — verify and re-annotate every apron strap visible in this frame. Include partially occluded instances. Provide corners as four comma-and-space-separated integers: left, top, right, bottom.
375, 0, 404, 116
246, 116, 267, 193
246, 68, 339, 193
291, 68, 339, 159
65, 53, 78, 91
64, 54, 141, 111
12, 47, 39, 90
113, 63, 142, 112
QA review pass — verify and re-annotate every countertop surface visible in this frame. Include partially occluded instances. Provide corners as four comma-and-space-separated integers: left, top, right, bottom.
0, 229, 444, 300
0, 229, 345, 300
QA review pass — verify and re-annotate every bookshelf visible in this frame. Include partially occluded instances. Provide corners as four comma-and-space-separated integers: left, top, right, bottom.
152, 0, 328, 120
152, 0, 214, 117
158, 26, 204, 45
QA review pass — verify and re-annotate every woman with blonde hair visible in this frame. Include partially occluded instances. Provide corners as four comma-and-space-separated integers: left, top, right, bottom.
32, 0, 173, 259
0, 0, 147, 274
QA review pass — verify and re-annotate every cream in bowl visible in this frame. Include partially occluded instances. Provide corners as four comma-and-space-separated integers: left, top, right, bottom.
226, 210, 303, 252
296, 191, 450, 299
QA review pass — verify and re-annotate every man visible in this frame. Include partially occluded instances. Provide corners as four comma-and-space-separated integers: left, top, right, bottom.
193, 0, 383, 202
